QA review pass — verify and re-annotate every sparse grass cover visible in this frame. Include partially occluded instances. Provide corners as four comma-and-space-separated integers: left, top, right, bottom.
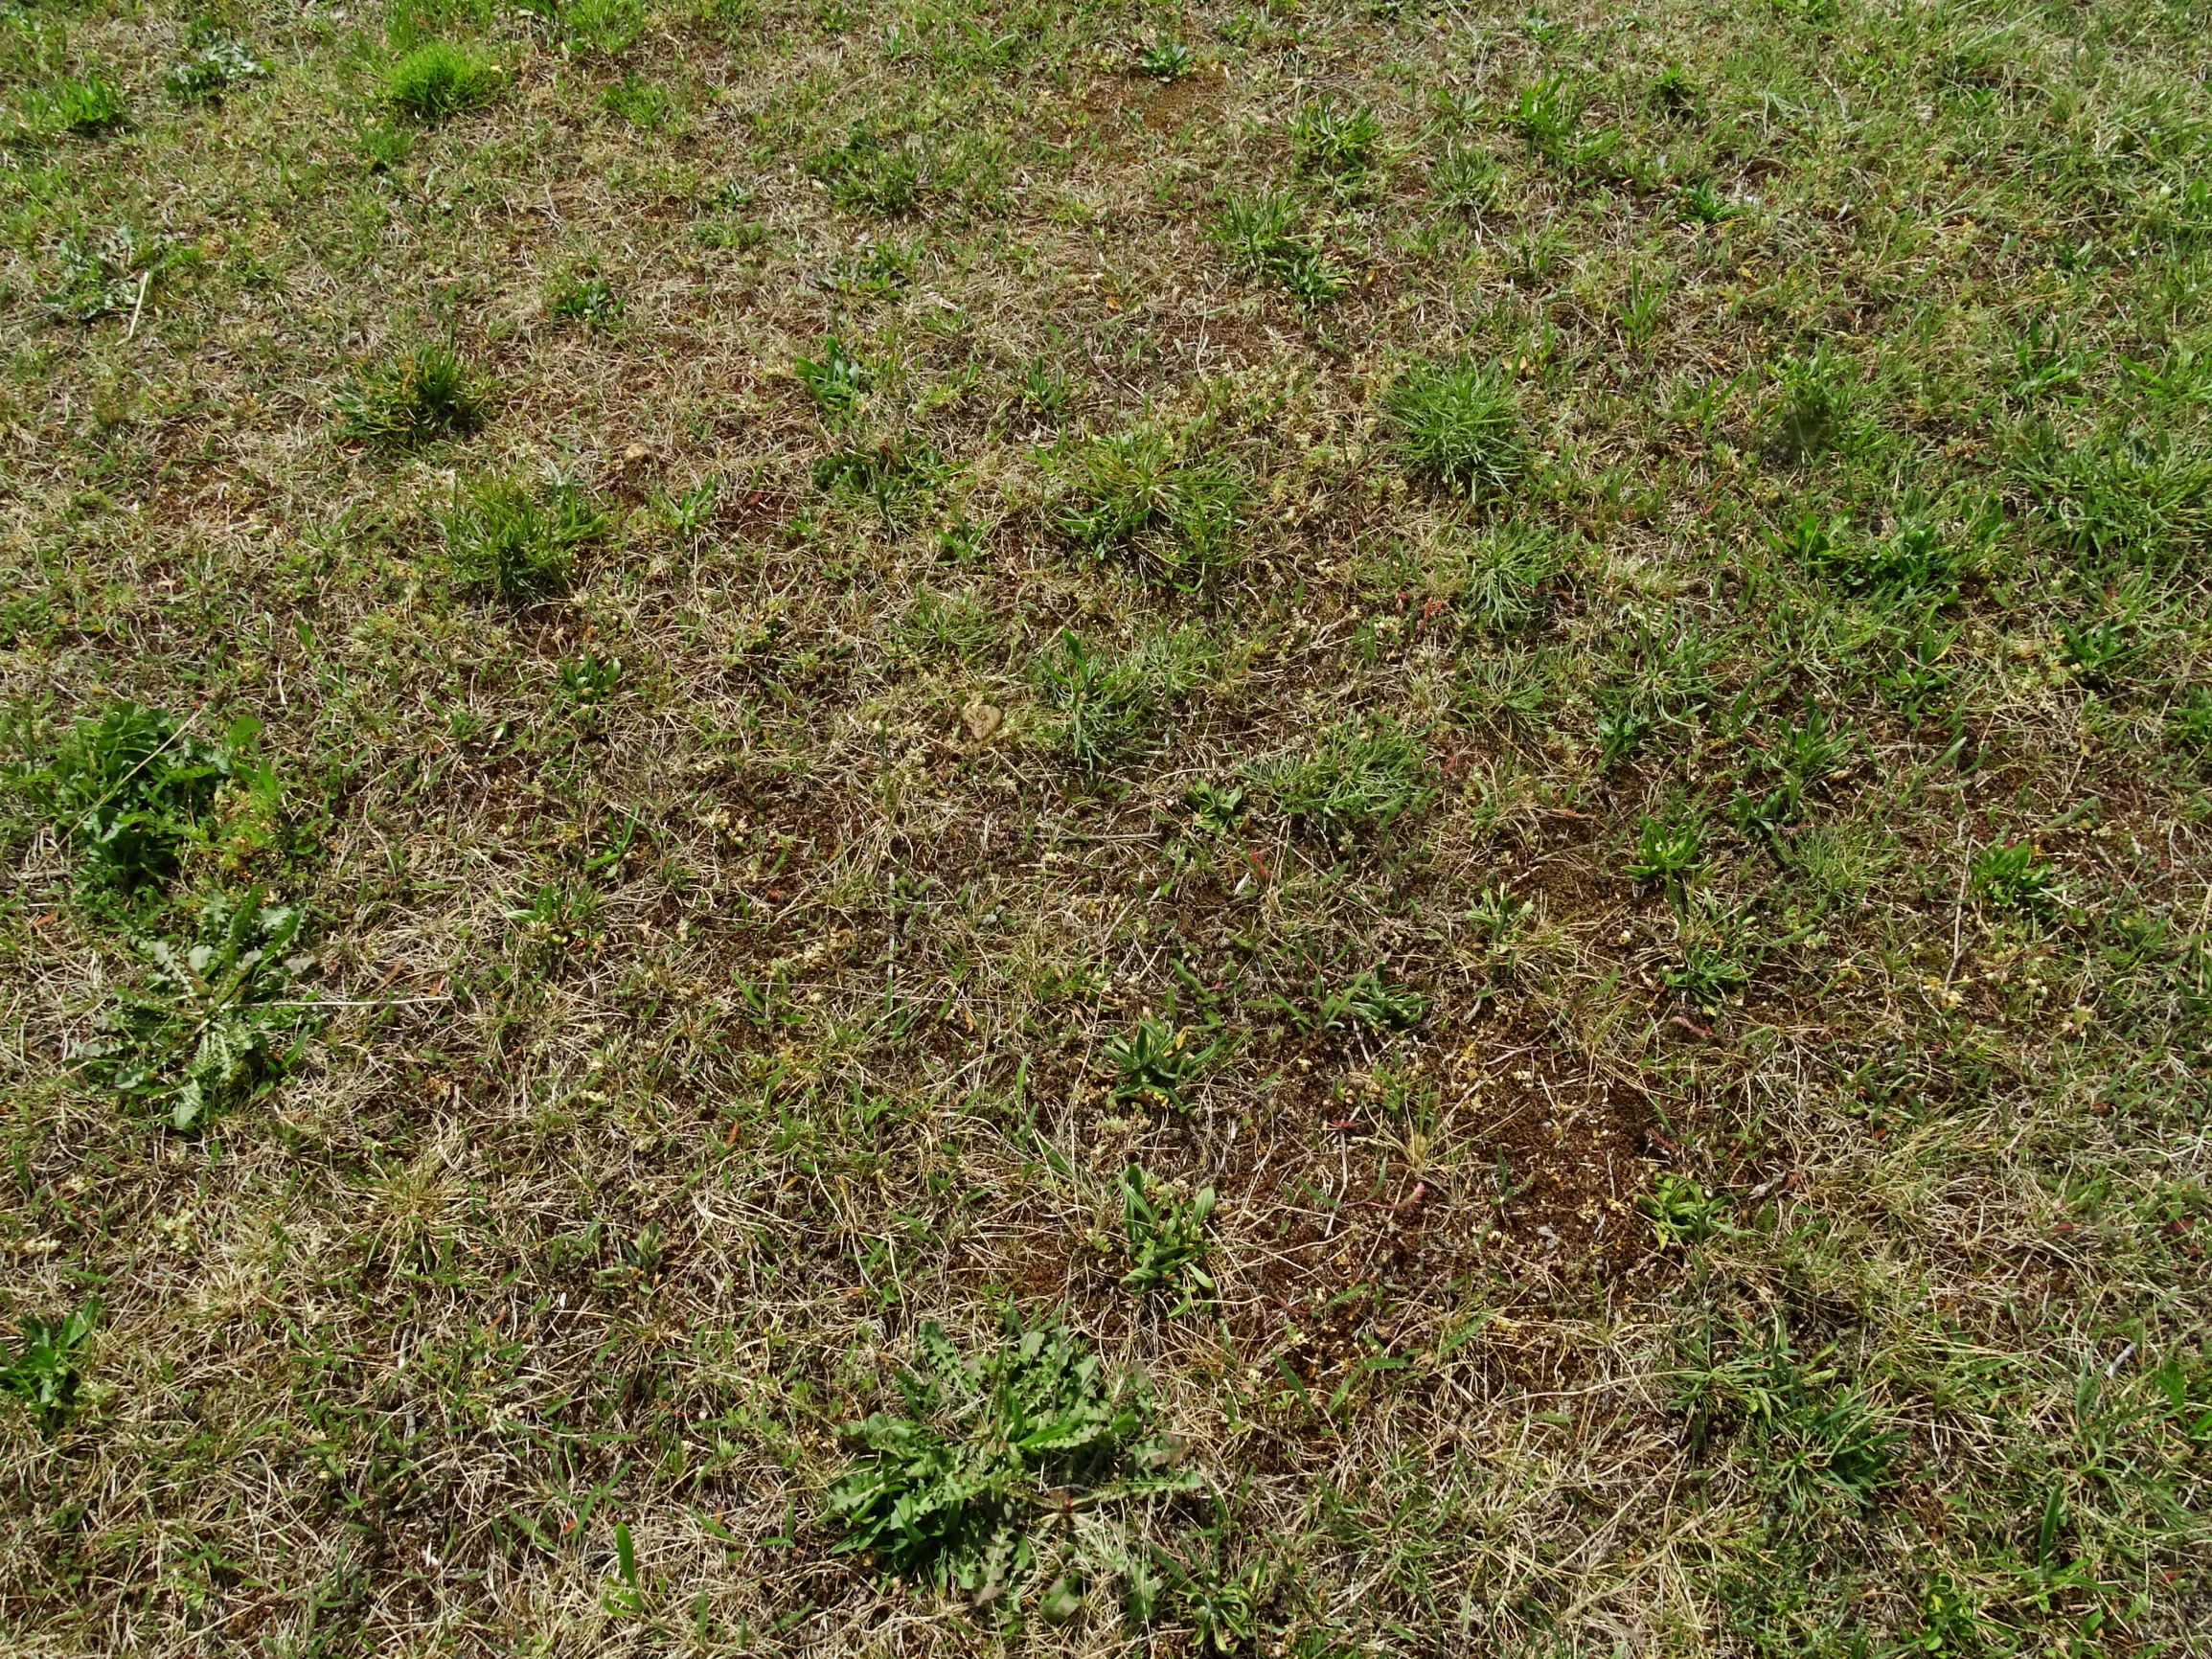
4, 0, 2212, 1653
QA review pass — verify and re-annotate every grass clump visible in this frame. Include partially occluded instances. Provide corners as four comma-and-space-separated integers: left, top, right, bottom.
443, 476, 604, 601
1249, 716, 1431, 845
336, 340, 488, 446
1035, 627, 1209, 773
1386, 359, 1526, 499
1054, 426, 1244, 580
828, 1318, 1187, 1615
1292, 95, 1380, 181
1217, 191, 1345, 307
1432, 140, 1501, 213
602, 72, 673, 128
386, 41, 499, 122
1448, 520, 1567, 632
811, 437, 949, 524
88, 888, 313, 1132
28, 703, 238, 894
1676, 1322, 1901, 1520
810, 125, 923, 215
560, 0, 644, 54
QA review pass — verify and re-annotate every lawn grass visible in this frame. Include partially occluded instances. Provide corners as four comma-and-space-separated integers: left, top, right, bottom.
2, 0, 2210, 1651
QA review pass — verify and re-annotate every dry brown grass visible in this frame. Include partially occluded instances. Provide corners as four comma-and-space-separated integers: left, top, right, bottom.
2, 0, 2209, 1651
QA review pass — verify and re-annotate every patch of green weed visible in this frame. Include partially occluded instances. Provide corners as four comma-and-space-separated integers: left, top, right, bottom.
88, 888, 314, 1132
0, 1301, 99, 1431
27, 703, 242, 895
828, 1318, 1187, 1613
166, 31, 266, 103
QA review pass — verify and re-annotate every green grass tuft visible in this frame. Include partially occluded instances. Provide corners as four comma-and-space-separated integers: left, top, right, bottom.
335, 340, 489, 446
1250, 716, 1432, 845
1387, 359, 1526, 499
1054, 426, 1244, 580
442, 476, 604, 601
386, 41, 500, 122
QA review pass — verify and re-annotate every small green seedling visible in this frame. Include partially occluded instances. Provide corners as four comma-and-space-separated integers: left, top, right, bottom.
796, 335, 870, 416
1971, 841, 2060, 916
2058, 616, 2131, 685
1102, 1014, 1220, 1108
548, 271, 624, 329
604, 1520, 644, 1616
1641, 1173, 1735, 1247
1625, 810, 1703, 898
2170, 688, 2212, 763
1121, 1165, 1217, 1311
652, 476, 720, 536
1135, 35, 1193, 80
1186, 780, 1246, 834
1, 1301, 100, 1429
1319, 968, 1428, 1034
1470, 884, 1533, 947
556, 651, 622, 713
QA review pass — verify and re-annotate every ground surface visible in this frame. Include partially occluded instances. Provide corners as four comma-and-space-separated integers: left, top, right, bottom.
3, 0, 2211, 1652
